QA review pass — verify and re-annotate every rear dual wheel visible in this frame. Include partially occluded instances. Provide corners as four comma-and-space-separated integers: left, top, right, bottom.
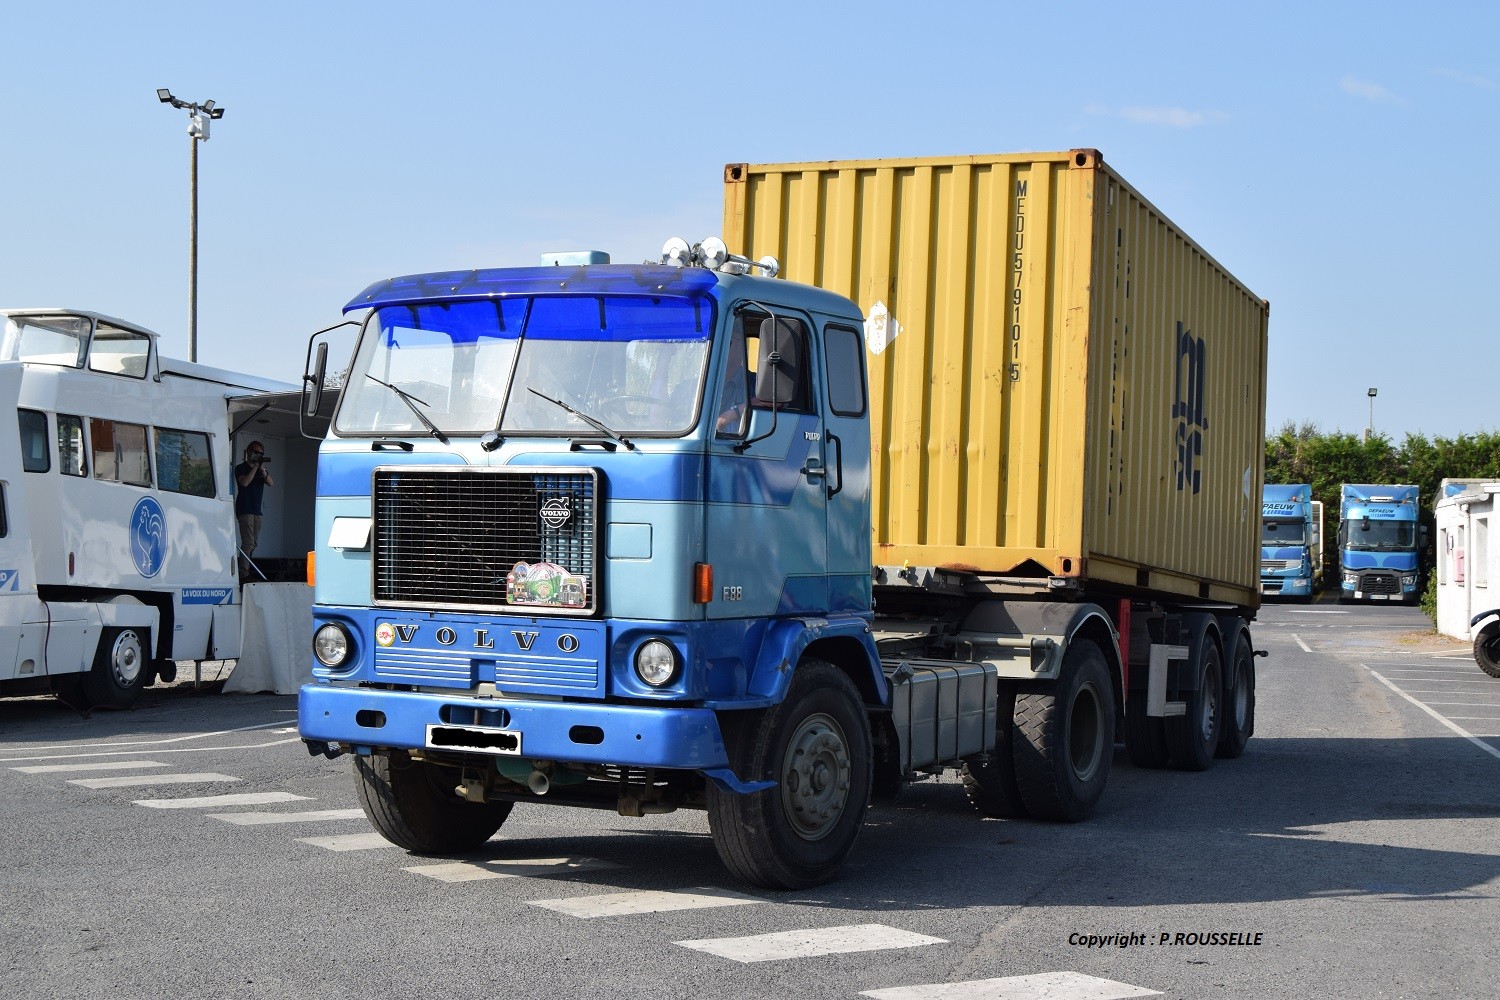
1010, 640, 1114, 821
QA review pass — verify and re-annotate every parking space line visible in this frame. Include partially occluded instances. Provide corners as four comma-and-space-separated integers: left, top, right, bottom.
862, 971, 1161, 1000
1292, 634, 1313, 652
138, 791, 312, 809
12, 760, 168, 774
1367, 667, 1500, 761
676, 923, 946, 963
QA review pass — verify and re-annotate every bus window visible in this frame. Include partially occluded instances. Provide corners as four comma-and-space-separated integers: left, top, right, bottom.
18, 409, 49, 472
90, 418, 151, 486
58, 414, 87, 477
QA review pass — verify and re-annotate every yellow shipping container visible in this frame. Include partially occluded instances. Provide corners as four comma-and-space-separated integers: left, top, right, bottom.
724, 149, 1268, 608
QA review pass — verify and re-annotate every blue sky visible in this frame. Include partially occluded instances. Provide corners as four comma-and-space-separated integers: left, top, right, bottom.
3, 1, 1495, 439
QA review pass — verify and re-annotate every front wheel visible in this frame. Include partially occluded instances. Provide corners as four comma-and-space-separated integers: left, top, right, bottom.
1474, 622, 1500, 679
354, 751, 512, 853
707, 659, 872, 889
1011, 640, 1115, 821
81, 627, 151, 709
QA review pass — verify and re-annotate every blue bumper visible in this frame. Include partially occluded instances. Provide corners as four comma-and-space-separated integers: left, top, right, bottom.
298, 683, 732, 772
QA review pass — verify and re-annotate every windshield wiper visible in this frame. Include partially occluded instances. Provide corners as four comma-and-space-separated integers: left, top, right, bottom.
526, 388, 635, 451
365, 374, 448, 444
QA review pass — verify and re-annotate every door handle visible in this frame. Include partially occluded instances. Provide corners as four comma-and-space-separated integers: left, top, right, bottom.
801, 458, 826, 480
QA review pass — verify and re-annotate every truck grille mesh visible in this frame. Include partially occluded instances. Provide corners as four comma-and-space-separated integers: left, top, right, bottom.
372, 467, 598, 613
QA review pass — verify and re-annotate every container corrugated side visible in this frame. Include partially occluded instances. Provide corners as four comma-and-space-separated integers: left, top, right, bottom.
724, 150, 1268, 607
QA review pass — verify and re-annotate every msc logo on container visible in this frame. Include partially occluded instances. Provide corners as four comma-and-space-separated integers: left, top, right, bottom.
1171, 321, 1208, 495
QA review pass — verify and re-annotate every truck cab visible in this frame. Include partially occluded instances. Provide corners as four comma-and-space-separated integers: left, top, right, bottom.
1338, 484, 1423, 603
1261, 484, 1321, 600
299, 242, 884, 887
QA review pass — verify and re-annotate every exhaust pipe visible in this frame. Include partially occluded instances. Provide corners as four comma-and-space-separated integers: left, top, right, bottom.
527, 769, 550, 795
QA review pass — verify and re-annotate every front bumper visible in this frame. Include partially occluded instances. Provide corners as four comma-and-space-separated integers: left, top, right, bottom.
298, 683, 731, 772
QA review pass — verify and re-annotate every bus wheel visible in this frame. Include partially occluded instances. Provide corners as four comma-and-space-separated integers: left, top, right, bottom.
81, 627, 150, 709
1012, 640, 1114, 821
354, 750, 512, 853
707, 659, 872, 889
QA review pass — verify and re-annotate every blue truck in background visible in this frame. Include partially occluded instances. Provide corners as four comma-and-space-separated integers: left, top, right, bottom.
1261, 484, 1323, 600
1338, 484, 1424, 603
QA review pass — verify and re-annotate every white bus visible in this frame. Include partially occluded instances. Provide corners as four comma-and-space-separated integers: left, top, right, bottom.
1, 309, 321, 708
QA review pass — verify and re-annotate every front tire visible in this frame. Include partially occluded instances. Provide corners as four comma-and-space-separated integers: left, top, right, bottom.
1474, 622, 1500, 679
81, 627, 150, 709
354, 751, 512, 853
707, 659, 872, 889
1012, 640, 1114, 821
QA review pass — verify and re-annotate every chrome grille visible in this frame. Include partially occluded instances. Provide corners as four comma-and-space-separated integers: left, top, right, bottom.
372, 466, 599, 614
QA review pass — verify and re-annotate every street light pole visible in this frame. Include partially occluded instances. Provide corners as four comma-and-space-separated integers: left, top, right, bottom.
1366, 387, 1378, 442
157, 89, 225, 363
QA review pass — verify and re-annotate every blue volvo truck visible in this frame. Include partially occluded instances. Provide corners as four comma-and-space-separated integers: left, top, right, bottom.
1260, 484, 1322, 600
297, 222, 1264, 888
1338, 484, 1423, 603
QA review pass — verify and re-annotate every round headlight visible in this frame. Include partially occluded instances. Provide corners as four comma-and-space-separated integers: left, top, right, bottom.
634, 639, 678, 687
313, 623, 353, 669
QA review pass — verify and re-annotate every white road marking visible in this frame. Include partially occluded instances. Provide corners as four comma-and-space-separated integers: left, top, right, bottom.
862, 971, 1161, 1000
296, 832, 397, 852
1284, 609, 1349, 614
211, 808, 366, 825
533, 886, 761, 919
1442, 716, 1500, 721
675, 923, 946, 963
1367, 667, 1500, 761
0, 737, 303, 765
1, 719, 293, 755
68, 772, 241, 789
408, 856, 621, 883
137, 791, 312, 809
12, 760, 168, 774
1292, 634, 1313, 653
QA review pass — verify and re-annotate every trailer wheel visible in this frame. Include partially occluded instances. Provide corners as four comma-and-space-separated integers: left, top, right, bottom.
81, 627, 150, 709
1474, 623, 1500, 679
1124, 693, 1171, 769
706, 659, 872, 889
1166, 640, 1222, 771
960, 684, 1028, 818
1216, 637, 1255, 759
1012, 640, 1114, 821
354, 750, 512, 853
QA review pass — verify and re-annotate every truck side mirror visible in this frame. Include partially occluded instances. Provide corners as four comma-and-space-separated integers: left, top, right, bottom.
303, 341, 328, 420
756, 318, 800, 407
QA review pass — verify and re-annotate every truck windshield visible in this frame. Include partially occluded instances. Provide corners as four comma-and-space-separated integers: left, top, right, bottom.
335, 295, 711, 437
1345, 520, 1415, 551
1261, 518, 1306, 545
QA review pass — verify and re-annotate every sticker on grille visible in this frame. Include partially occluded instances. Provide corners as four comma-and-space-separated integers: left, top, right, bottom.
372, 467, 599, 614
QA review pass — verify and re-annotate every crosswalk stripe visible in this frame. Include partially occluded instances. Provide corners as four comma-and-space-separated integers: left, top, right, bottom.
532, 885, 760, 919
861, 971, 1160, 1000
211, 808, 366, 825
408, 856, 622, 883
675, 923, 945, 963
136, 792, 313, 809
68, 772, 241, 789
296, 832, 397, 852
12, 760, 169, 774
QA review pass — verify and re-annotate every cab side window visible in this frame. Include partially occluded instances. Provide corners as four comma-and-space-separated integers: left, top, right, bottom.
18, 409, 49, 472
825, 324, 867, 417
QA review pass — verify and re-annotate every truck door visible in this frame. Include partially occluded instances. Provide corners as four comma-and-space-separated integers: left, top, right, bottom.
704, 307, 828, 618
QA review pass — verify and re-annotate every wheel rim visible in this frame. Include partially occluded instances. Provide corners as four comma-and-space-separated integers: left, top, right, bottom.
109, 631, 144, 687
780, 712, 852, 842
1200, 661, 1220, 744
1068, 682, 1105, 782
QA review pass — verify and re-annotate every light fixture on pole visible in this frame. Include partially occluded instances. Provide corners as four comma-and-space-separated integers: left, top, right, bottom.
157, 88, 226, 363
1365, 387, 1377, 442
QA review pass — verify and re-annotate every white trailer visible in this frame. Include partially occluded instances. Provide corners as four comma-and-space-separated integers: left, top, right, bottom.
1, 309, 323, 707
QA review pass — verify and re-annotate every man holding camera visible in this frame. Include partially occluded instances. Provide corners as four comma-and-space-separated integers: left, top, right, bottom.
234, 441, 275, 577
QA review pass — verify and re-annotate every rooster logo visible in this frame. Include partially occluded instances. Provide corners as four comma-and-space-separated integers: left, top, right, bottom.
131, 496, 167, 578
